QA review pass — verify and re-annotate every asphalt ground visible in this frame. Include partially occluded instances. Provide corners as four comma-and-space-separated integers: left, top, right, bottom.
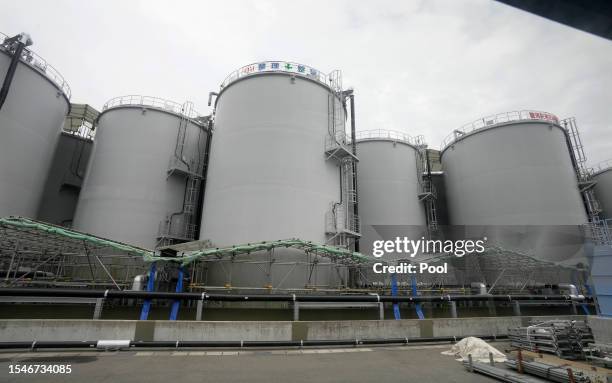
0, 342, 511, 382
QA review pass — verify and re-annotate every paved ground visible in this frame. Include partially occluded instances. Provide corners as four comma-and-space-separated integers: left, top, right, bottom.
0, 343, 507, 383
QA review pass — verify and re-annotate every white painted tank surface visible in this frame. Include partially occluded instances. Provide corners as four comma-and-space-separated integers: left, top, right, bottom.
593, 160, 612, 220
37, 132, 93, 226
73, 96, 208, 249
441, 111, 588, 282
199, 61, 353, 289
355, 130, 426, 257
0, 32, 70, 218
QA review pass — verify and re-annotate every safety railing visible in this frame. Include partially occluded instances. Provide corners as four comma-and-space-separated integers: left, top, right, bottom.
0, 31, 71, 99
102, 95, 201, 119
354, 129, 425, 147
583, 218, 612, 246
593, 159, 612, 175
441, 110, 560, 151
220, 61, 330, 89
63, 124, 95, 140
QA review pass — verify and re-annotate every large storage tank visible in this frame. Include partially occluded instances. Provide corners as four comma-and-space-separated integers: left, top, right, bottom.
355, 130, 426, 257
441, 111, 588, 274
199, 61, 357, 289
37, 104, 97, 226
37, 131, 93, 226
0, 32, 70, 218
73, 96, 209, 249
593, 160, 612, 220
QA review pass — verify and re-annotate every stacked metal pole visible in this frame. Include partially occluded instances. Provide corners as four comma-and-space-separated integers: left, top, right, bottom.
508, 320, 594, 359
505, 360, 591, 383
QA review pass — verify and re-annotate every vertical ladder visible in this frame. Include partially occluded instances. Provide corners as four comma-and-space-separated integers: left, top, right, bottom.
325, 70, 360, 249
174, 102, 193, 162
561, 118, 612, 248
562, 117, 602, 220
416, 146, 438, 234
565, 117, 587, 175
157, 103, 205, 246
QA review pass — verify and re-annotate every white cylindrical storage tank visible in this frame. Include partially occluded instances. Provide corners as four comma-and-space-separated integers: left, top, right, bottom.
593, 161, 612, 220
441, 111, 587, 269
355, 130, 426, 256
0, 32, 70, 218
200, 61, 351, 289
73, 96, 208, 249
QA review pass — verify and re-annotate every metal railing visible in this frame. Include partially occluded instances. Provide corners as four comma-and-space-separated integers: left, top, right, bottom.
102, 95, 201, 119
0, 31, 71, 99
63, 123, 95, 140
354, 129, 425, 147
592, 159, 612, 175
220, 61, 331, 89
441, 110, 560, 151
584, 218, 612, 246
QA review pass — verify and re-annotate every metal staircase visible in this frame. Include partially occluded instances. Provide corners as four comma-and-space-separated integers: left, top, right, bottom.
415, 143, 438, 234
562, 117, 611, 246
562, 118, 602, 219
157, 103, 207, 248
324, 71, 360, 249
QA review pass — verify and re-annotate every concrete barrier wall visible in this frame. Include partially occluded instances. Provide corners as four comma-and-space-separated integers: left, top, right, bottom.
153, 321, 292, 342
588, 316, 612, 343
0, 315, 587, 342
0, 320, 137, 342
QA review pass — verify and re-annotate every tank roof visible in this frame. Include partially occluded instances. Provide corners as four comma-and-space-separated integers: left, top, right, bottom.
0, 31, 71, 99
441, 110, 562, 152
220, 61, 338, 91
101, 95, 204, 122
354, 129, 425, 148
592, 159, 612, 176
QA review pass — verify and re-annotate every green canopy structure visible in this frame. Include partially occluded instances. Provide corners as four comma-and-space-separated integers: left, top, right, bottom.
146, 239, 370, 266
0, 216, 371, 286
0, 216, 152, 258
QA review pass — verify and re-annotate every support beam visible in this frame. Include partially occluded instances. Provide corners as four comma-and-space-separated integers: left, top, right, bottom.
196, 299, 204, 321
293, 301, 299, 321
450, 301, 458, 318
94, 255, 121, 290
93, 298, 104, 319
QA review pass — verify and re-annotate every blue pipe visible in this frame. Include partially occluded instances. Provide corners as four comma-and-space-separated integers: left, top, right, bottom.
391, 275, 401, 320
169, 266, 184, 320
139, 263, 156, 320
411, 275, 425, 319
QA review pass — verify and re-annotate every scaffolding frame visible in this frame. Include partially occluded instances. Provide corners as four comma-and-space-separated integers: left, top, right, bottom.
0, 217, 149, 289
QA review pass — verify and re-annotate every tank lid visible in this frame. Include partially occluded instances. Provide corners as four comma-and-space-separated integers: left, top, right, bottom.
0, 31, 71, 100
355, 129, 425, 148
592, 159, 612, 176
441, 110, 561, 151
102, 95, 203, 121
220, 61, 340, 91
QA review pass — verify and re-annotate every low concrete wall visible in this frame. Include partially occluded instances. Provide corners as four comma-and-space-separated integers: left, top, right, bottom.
588, 316, 612, 343
0, 320, 137, 342
152, 321, 292, 342
0, 315, 586, 342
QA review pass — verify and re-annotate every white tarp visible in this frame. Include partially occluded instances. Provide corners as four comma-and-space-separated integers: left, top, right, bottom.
441, 337, 507, 362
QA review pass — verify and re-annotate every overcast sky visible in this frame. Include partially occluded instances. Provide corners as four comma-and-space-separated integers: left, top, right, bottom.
2, 0, 611, 164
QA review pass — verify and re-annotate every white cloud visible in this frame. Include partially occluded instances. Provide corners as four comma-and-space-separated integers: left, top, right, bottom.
1, 0, 610, 163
